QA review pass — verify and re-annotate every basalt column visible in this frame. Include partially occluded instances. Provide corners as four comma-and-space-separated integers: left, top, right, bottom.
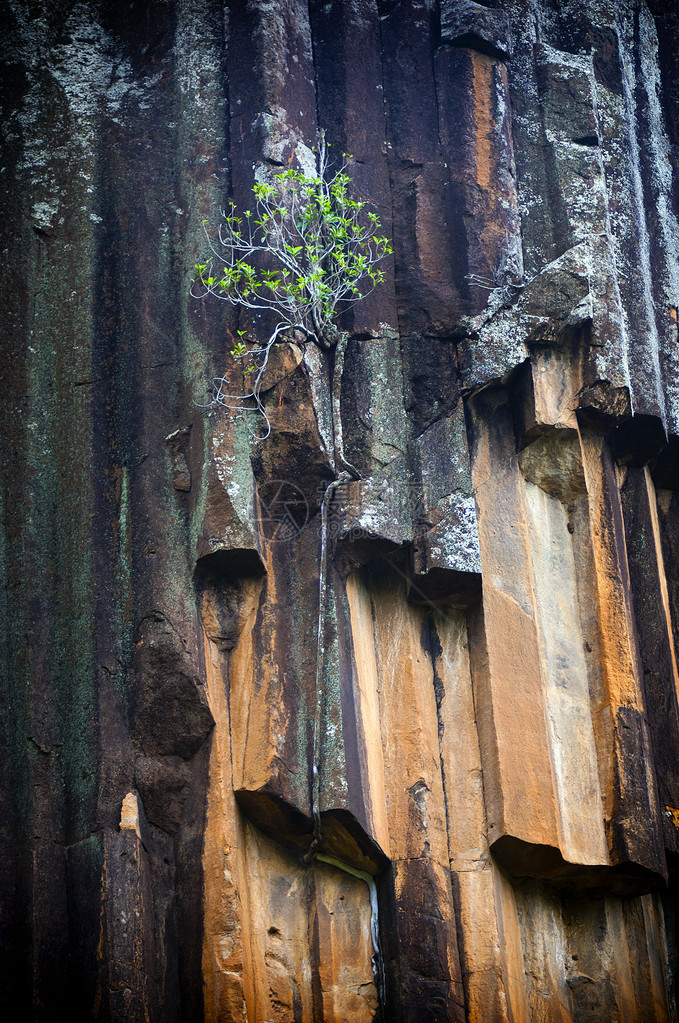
3, 1, 679, 1022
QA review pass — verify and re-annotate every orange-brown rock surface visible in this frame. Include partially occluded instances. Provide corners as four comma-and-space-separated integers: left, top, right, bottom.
3, 1, 679, 1020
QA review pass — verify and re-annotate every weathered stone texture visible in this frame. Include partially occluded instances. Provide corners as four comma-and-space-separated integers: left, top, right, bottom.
3, 0, 679, 1020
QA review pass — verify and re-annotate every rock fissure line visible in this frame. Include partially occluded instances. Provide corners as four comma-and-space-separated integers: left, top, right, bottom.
305, 470, 351, 869
302, 361, 386, 1007
330, 331, 361, 480
307, 327, 361, 866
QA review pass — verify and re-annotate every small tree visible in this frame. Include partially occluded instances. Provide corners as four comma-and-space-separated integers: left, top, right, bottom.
192, 134, 391, 438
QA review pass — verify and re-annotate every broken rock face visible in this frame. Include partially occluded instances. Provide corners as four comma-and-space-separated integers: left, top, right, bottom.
3, 1, 679, 1021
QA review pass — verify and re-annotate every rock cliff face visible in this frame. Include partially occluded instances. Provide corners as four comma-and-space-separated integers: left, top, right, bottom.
2, 0, 679, 1019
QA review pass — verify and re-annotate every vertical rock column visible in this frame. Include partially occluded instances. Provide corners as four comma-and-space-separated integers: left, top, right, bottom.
346, 566, 465, 1023
467, 384, 666, 884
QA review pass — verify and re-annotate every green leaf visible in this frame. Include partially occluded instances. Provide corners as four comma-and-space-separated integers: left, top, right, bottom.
197, 136, 391, 362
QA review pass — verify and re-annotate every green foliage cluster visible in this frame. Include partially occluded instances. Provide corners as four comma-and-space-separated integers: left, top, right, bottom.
193, 139, 392, 349
192, 134, 392, 436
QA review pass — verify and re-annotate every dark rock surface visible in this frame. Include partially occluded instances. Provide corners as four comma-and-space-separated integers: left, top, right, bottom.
2, 1, 679, 1020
